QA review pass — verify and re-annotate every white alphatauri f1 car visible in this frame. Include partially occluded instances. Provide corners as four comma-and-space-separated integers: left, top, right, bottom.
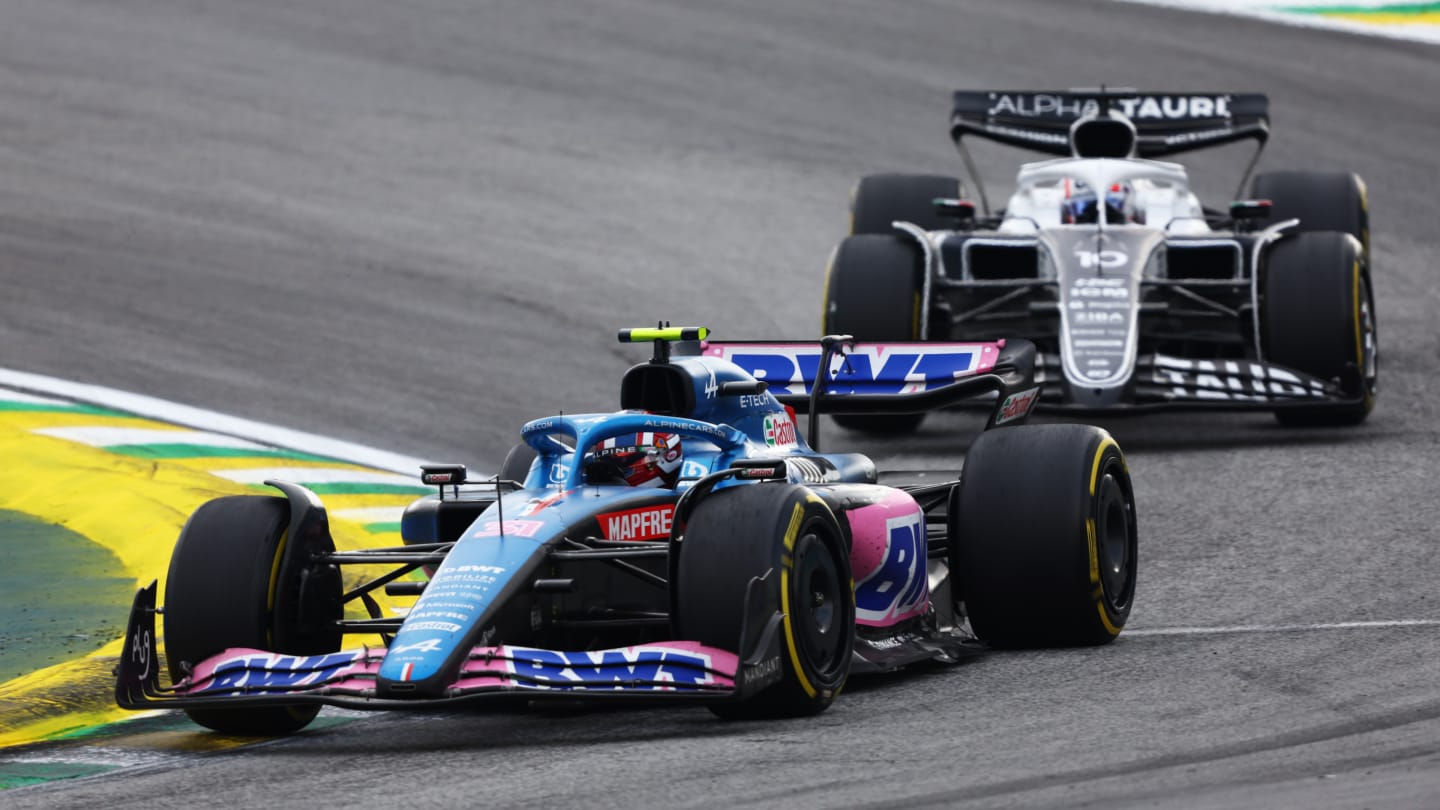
824, 89, 1376, 431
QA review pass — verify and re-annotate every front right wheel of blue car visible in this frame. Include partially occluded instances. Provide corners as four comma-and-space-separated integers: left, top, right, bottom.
950, 424, 1138, 648
673, 482, 854, 719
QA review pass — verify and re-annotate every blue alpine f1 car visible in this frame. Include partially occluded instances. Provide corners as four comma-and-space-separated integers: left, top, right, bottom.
115, 327, 1138, 733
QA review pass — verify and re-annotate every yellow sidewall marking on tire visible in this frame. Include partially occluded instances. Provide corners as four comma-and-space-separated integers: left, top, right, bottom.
265, 529, 290, 648
779, 501, 816, 699
1086, 437, 1122, 637
1088, 437, 1118, 495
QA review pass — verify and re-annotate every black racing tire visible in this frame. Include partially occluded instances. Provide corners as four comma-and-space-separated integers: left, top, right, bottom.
164, 495, 341, 735
823, 234, 926, 435
951, 425, 1137, 647
850, 173, 963, 235
498, 442, 538, 487
1262, 231, 1377, 426
1250, 171, 1369, 265
674, 483, 854, 719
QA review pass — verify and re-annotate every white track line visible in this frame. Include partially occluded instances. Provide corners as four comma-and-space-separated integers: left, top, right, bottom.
0, 387, 70, 406
331, 506, 408, 524
5, 745, 183, 769
1126, 619, 1440, 637
213, 467, 424, 487
0, 367, 431, 475
33, 426, 270, 450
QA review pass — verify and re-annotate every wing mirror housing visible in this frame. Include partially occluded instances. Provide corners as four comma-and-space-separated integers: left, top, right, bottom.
1229, 199, 1272, 229
421, 464, 468, 498
933, 197, 977, 226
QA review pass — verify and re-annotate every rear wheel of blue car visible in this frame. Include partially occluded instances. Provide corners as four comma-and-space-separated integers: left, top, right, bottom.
823, 233, 927, 435
1263, 231, 1376, 426
164, 495, 342, 735
950, 424, 1137, 647
673, 483, 854, 719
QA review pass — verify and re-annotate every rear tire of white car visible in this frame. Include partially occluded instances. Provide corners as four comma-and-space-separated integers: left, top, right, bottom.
1250, 170, 1369, 266
850, 173, 962, 235
950, 424, 1137, 647
1263, 231, 1376, 426
823, 234, 927, 435
498, 441, 538, 487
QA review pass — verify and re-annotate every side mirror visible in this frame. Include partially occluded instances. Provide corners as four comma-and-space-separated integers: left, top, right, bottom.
727, 459, 788, 481
421, 463, 468, 499
933, 197, 976, 226
1229, 199, 1272, 229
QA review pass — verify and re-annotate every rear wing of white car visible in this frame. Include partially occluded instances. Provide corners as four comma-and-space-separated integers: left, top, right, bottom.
950, 89, 1270, 158
948, 88, 1271, 212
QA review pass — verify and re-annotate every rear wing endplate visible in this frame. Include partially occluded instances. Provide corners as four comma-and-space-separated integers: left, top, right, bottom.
703, 337, 1039, 449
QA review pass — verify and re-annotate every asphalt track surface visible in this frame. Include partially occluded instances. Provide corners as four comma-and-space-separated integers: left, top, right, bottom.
3, 0, 1440, 807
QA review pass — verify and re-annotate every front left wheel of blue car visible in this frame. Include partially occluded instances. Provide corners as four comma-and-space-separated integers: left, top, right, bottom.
164, 495, 342, 735
673, 482, 854, 719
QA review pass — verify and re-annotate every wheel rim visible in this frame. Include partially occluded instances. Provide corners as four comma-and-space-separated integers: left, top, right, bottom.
793, 532, 846, 675
1094, 470, 1135, 612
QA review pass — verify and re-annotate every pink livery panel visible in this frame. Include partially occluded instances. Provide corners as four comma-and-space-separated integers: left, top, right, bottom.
843, 486, 930, 627
181, 642, 738, 698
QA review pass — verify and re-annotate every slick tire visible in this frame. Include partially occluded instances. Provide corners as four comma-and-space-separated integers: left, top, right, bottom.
951, 425, 1137, 647
674, 483, 854, 719
1263, 231, 1377, 426
498, 441, 538, 487
850, 173, 963, 235
1250, 170, 1369, 266
823, 234, 927, 435
165, 495, 341, 735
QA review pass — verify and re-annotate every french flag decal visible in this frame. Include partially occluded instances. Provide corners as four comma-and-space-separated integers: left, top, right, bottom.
401, 662, 415, 682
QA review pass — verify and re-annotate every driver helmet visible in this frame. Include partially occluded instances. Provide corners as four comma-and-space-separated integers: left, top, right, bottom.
1063, 179, 1134, 224
591, 432, 683, 488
